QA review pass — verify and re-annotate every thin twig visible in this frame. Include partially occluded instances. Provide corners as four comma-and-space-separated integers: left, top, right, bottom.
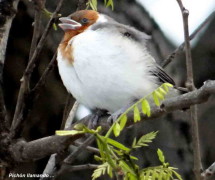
56, 134, 96, 176
74, 141, 100, 154
64, 101, 79, 130
61, 95, 75, 130
31, 51, 57, 94
61, 163, 98, 172
29, 3, 43, 59
176, 1, 202, 180
40, 100, 79, 179
162, 11, 215, 68
8, 80, 215, 162
64, 135, 95, 164
10, 0, 65, 139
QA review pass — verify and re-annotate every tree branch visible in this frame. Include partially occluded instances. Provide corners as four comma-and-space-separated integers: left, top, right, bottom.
10, 0, 65, 139
8, 80, 215, 162
176, 1, 202, 179
0, 0, 19, 131
162, 11, 215, 68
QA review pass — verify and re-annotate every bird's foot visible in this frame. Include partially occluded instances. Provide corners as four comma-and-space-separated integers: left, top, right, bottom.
107, 101, 136, 125
88, 109, 108, 129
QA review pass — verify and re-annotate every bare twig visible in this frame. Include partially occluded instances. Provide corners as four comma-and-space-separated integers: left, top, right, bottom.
8, 80, 215, 162
201, 162, 215, 179
40, 154, 57, 180
29, 2, 44, 59
74, 141, 100, 154
31, 51, 57, 94
60, 163, 98, 172
10, 0, 65, 139
162, 11, 215, 68
56, 135, 96, 176
64, 135, 95, 164
40, 100, 79, 179
176, 1, 202, 180
64, 101, 79, 129
61, 95, 75, 130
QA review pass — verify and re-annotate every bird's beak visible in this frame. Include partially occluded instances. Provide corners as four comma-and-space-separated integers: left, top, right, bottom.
58, 17, 82, 31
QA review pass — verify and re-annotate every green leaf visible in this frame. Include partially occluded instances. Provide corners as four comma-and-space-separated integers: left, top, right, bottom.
107, 163, 113, 178
153, 92, 160, 106
119, 114, 127, 130
89, 0, 97, 11
142, 99, 151, 117
113, 122, 121, 137
96, 138, 105, 160
172, 170, 183, 180
106, 138, 130, 152
106, 0, 114, 10
119, 160, 136, 175
134, 105, 141, 122
157, 149, 165, 164
132, 138, 137, 148
55, 130, 83, 136
158, 87, 167, 96
74, 123, 86, 130
94, 155, 102, 162
132, 131, 158, 148
92, 163, 108, 180
129, 155, 138, 161
155, 90, 164, 100
162, 83, 173, 92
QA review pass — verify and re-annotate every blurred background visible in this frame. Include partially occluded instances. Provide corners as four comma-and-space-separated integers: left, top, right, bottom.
3, 0, 215, 179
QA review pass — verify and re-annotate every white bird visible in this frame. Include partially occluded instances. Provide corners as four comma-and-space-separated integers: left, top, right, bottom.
57, 10, 175, 122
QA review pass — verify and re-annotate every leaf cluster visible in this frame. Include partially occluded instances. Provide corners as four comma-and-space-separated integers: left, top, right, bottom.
56, 83, 182, 179
87, 0, 114, 11
108, 83, 173, 137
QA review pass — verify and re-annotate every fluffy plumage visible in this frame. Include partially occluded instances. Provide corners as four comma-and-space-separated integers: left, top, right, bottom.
57, 10, 174, 113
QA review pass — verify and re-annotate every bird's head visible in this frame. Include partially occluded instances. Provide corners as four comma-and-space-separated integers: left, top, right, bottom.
59, 10, 99, 34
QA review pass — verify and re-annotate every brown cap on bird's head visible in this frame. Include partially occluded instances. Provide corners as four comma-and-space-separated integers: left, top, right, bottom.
58, 10, 99, 32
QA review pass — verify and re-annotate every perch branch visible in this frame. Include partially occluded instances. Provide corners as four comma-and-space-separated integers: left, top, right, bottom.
8, 80, 215, 162
176, 1, 202, 180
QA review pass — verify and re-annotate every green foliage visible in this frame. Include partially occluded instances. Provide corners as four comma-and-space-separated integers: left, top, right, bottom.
106, 83, 173, 138
132, 131, 158, 148
56, 83, 182, 180
87, 0, 114, 11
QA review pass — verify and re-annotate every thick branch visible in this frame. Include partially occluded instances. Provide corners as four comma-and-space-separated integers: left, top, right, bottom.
9, 80, 215, 162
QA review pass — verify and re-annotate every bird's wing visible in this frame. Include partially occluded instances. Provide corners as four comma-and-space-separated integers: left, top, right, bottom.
150, 66, 175, 85
91, 19, 174, 85
91, 19, 150, 43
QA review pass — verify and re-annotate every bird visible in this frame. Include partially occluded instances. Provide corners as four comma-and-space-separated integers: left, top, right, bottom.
57, 10, 175, 123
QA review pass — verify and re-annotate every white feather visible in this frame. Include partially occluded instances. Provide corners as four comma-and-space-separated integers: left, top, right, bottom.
57, 18, 159, 113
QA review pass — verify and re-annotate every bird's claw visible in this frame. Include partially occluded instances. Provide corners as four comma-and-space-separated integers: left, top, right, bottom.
88, 109, 108, 129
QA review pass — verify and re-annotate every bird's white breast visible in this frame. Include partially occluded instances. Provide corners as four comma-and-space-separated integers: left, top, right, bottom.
57, 28, 158, 113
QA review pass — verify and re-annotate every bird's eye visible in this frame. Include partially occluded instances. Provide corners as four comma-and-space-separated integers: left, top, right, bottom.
124, 32, 131, 37
81, 18, 89, 24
